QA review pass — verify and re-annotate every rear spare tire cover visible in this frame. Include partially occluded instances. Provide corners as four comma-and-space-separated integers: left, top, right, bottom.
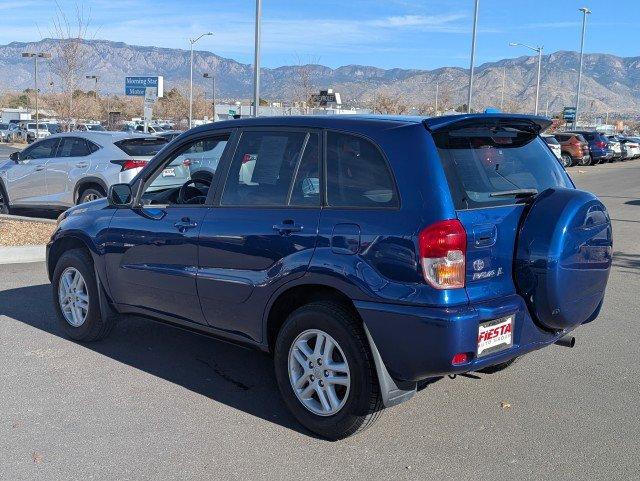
514, 187, 612, 331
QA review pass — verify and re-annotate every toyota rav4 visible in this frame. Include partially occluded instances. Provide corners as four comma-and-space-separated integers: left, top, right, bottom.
46, 114, 612, 440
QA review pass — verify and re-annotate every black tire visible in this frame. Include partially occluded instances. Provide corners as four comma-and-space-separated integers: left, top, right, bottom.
78, 187, 105, 204
52, 248, 116, 342
561, 154, 573, 168
0, 184, 9, 214
274, 301, 383, 440
579, 155, 592, 166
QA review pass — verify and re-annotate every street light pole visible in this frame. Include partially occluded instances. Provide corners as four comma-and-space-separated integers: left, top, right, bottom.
435, 81, 439, 115
189, 32, 213, 129
253, 0, 262, 117
22, 52, 51, 132
574, 7, 591, 129
509, 42, 543, 115
467, 0, 479, 113
203, 73, 216, 121
500, 65, 506, 110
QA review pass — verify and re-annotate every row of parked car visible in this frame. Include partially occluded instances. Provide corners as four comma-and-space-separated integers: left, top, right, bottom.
542, 131, 640, 167
0, 121, 111, 143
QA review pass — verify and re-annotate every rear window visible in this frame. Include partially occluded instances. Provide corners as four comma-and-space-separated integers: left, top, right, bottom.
434, 127, 572, 209
114, 138, 168, 156
543, 136, 560, 146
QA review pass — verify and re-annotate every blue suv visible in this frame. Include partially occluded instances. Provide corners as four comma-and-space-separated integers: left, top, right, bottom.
47, 114, 612, 439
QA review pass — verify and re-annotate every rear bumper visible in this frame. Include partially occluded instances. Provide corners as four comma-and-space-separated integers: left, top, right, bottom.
356, 294, 577, 382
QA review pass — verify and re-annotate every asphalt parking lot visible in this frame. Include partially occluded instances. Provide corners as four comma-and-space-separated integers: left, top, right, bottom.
1, 160, 639, 480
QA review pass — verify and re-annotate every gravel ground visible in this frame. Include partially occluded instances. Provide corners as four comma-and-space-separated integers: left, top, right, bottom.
0, 219, 55, 246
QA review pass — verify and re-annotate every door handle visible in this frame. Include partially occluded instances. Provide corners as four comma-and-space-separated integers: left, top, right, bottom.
76, 161, 88, 168
273, 220, 303, 235
174, 217, 198, 232
34, 165, 45, 171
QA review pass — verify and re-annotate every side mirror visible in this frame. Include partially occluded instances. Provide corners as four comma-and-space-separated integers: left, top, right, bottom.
107, 183, 133, 207
9, 151, 20, 162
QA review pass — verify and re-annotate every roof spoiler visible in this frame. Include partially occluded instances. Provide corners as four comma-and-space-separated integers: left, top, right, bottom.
423, 113, 552, 134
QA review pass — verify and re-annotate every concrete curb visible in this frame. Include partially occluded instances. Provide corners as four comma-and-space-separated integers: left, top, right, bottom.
0, 213, 57, 224
0, 245, 46, 264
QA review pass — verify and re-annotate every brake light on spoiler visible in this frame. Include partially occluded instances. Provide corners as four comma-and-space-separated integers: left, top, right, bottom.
418, 219, 467, 289
110, 159, 149, 171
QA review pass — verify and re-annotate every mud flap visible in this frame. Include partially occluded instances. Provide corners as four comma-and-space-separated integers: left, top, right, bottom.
363, 323, 416, 408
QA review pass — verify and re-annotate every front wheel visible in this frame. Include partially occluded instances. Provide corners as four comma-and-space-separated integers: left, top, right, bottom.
52, 248, 116, 341
274, 302, 383, 440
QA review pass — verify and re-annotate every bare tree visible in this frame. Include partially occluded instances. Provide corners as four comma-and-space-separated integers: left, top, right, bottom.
291, 54, 321, 113
370, 90, 409, 115
48, 2, 93, 127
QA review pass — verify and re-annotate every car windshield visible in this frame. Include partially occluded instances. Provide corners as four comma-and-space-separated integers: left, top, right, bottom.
114, 137, 168, 156
434, 126, 572, 209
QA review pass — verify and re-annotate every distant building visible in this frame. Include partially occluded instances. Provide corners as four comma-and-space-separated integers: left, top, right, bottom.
1, 108, 31, 123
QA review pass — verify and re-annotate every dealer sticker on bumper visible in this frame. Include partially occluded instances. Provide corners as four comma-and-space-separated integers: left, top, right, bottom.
477, 315, 514, 357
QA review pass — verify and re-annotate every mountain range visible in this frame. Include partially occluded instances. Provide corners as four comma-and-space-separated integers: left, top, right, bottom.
1, 38, 640, 116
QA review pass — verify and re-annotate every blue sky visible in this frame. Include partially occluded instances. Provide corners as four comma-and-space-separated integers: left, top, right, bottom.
1, 0, 638, 69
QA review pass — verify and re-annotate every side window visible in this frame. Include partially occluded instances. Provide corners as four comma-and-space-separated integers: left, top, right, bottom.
140, 135, 229, 206
176, 137, 228, 175
87, 141, 100, 154
22, 138, 59, 160
221, 130, 307, 206
326, 132, 398, 208
290, 133, 320, 206
58, 137, 91, 157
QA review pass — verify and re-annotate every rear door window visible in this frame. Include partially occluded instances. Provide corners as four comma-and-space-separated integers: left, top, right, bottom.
434, 127, 572, 209
326, 132, 398, 208
58, 137, 91, 157
221, 130, 307, 206
115, 138, 168, 156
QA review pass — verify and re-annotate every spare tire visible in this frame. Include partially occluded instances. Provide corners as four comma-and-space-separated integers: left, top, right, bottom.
514, 187, 612, 331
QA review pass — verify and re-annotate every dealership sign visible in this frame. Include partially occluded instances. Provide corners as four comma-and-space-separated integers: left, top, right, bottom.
125, 76, 164, 97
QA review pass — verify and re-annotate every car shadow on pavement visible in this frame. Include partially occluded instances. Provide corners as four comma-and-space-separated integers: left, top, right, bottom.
612, 251, 640, 275
0, 283, 311, 437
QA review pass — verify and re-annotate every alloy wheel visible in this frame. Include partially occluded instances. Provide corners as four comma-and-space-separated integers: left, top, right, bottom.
58, 267, 90, 327
288, 329, 351, 416
82, 192, 101, 203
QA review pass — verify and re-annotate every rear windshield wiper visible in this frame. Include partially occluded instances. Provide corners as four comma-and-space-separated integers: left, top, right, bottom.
489, 188, 538, 198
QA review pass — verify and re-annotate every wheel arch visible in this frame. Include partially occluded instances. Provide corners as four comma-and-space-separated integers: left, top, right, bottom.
264, 282, 360, 354
74, 177, 108, 204
47, 234, 94, 281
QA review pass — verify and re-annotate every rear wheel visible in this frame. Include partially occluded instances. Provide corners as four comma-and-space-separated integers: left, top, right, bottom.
78, 187, 105, 204
274, 301, 383, 440
561, 154, 573, 168
579, 155, 592, 166
52, 248, 116, 341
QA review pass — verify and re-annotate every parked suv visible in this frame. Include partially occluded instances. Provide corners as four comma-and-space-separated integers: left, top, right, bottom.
46, 114, 612, 440
554, 132, 590, 167
0, 132, 172, 212
567, 131, 614, 165
18, 121, 50, 143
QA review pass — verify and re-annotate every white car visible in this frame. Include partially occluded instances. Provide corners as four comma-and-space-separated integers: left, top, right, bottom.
620, 137, 640, 159
542, 135, 562, 160
18, 122, 50, 143
0, 132, 178, 210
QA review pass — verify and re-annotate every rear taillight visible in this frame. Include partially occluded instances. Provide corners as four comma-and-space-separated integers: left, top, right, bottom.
595, 141, 607, 148
418, 219, 467, 289
110, 159, 148, 171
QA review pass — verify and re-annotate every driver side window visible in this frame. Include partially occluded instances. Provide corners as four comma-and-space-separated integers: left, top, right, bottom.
140, 134, 230, 206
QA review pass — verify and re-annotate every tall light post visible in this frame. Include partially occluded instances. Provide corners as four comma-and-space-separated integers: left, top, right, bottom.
22, 52, 51, 130
203, 72, 215, 121
435, 81, 439, 115
467, 0, 479, 113
86, 75, 99, 97
500, 66, 506, 110
574, 7, 591, 128
189, 32, 213, 129
253, 0, 262, 117
509, 42, 543, 115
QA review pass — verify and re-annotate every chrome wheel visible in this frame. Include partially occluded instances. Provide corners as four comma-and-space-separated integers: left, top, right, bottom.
288, 329, 351, 416
58, 267, 89, 327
